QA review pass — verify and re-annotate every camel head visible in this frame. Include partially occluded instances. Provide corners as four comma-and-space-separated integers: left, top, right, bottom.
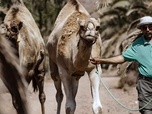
4, 20, 23, 52
77, 18, 100, 45
7, 20, 23, 40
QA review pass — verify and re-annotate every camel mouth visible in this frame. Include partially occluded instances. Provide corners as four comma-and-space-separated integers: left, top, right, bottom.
87, 35, 97, 41
81, 36, 97, 45
86, 35, 94, 38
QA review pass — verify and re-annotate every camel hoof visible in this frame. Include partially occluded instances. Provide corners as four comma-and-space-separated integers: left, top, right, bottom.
66, 107, 74, 114
66, 107, 71, 114
93, 107, 102, 114
97, 107, 102, 114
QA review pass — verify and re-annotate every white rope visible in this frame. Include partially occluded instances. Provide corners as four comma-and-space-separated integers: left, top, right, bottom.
96, 69, 152, 111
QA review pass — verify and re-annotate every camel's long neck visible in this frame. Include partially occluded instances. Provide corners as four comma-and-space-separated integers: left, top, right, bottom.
73, 39, 92, 69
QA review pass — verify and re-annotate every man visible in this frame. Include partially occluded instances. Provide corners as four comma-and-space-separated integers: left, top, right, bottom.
90, 16, 152, 114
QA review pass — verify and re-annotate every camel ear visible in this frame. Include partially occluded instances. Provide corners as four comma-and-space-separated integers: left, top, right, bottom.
97, 18, 100, 24
77, 18, 85, 26
0, 23, 7, 34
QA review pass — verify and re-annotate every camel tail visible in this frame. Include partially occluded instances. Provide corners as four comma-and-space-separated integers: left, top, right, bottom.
32, 51, 45, 92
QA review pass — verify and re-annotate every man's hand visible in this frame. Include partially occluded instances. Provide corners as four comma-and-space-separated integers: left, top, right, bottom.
89, 57, 101, 65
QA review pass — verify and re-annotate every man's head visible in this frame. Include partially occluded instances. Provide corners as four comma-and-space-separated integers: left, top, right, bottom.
137, 16, 152, 39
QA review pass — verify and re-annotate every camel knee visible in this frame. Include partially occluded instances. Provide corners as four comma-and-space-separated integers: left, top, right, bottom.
56, 92, 63, 103
39, 92, 46, 104
51, 72, 58, 81
37, 72, 45, 86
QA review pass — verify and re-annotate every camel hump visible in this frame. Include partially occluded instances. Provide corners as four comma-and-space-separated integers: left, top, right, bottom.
68, 0, 80, 11
54, 0, 89, 27
11, 6, 20, 18
69, 0, 78, 5
68, 0, 79, 11
11, 0, 24, 5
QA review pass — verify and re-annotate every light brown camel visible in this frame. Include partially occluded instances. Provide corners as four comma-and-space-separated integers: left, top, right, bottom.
47, 0, 103, 114
3, 1, 46, 114
0, 23, 29, 114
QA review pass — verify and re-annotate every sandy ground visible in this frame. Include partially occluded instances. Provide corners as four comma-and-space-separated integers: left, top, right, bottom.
0, 71, 140, 114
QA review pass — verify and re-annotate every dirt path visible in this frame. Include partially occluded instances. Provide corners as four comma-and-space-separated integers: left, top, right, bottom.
0, 72, 140, 114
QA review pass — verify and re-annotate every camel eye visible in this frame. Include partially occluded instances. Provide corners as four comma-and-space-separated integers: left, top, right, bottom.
1, 25, 5, 29
11, 26, 18, 33
96, 26, 100, 31
80, 26, 86, 31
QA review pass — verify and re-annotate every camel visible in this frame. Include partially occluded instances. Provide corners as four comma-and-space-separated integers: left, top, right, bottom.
0, 23, 28, 114
3, 0, 46, 114
47, 0, 103, 114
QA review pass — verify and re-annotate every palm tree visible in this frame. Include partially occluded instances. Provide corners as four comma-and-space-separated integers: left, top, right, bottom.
98, 0, 152, 89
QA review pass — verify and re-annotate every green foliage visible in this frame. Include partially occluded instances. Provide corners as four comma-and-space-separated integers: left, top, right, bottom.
0, 0, 66, 39
98, 0, 152, 87
24, 0, 66, 38
98, 0, 152, 71
99, 0, 152, 53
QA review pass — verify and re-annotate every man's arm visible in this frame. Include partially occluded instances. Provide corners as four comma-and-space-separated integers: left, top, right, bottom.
90, 55, 126, 65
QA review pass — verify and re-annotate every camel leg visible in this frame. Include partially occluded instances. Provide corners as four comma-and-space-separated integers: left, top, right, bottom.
37, 71, 46, 114
59, 68, 78, 114
87, 65, 102, 114
36, 61, 46, 114
72, 76, 79, 99
63, 77, 76, 114
49, 60, 63, 114
53, 75, 63, 114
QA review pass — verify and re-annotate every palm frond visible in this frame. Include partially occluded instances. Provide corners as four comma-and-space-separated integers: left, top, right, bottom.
111, 0, 130, 9
96, 0, 111, 8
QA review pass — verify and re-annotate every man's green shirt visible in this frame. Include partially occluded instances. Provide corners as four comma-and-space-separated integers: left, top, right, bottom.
122, 35, 152, 77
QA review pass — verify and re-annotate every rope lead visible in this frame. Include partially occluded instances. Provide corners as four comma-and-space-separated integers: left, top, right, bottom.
96, 70, 152, 111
